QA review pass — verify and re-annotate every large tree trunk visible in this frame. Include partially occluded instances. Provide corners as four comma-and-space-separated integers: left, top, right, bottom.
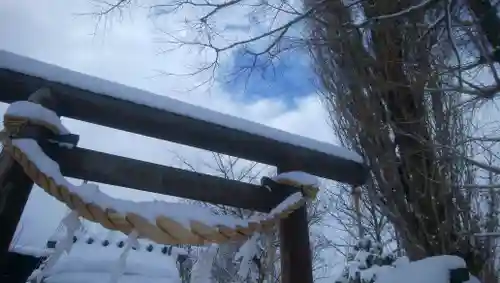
307, 0, 490, 275
466, 0, 500, 64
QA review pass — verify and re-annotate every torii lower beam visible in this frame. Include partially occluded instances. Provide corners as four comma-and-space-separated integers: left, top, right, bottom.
43, 145, 297, 212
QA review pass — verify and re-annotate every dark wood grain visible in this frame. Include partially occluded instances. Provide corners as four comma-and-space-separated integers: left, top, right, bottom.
42, 145, 297, 212
277, 165, 314, 283
0, 69, 368, 185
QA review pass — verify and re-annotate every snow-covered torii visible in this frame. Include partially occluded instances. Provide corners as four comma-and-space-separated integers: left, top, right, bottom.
0, 50, 368, 283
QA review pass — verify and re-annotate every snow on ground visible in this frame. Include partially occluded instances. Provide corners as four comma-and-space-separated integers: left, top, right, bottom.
372, 255, 478, 283
0, 49, 362, 163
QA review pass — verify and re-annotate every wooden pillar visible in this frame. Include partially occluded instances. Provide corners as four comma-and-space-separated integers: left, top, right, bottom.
0, 156, 37, 252
0, 88, 58, 270
278, 165, 314, 283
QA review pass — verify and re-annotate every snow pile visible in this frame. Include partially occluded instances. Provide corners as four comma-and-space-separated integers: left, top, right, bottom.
272, 171, 319, 188
374, 256, 478, 283
6, 101, 70, 134
266, 171, 320, 199
335, 238, 479, 283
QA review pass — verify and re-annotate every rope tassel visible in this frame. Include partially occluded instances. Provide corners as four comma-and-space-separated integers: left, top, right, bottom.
108, 230, 139, 283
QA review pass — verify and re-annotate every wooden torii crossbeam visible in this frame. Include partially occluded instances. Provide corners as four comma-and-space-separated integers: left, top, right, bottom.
0, 50, 368, 283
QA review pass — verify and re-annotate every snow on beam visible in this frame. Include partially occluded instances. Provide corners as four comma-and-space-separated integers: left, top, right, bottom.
42, 144, 296, 212
0, 50, 368, 185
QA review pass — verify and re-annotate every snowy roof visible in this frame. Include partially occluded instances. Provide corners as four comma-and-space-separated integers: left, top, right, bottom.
42, 240, 182, 283
11, 217, 188, 261
0, 49, 366, 185
20, 222, 186, 283
47, 224, 189, 258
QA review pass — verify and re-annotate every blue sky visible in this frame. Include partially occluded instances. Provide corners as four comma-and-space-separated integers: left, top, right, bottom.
219, 47, 318, 105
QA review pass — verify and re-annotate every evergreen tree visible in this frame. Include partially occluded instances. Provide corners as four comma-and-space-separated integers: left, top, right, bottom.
335, 238, 397, 283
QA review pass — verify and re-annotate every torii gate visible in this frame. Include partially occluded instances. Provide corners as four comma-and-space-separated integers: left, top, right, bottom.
0, 50, 367, 283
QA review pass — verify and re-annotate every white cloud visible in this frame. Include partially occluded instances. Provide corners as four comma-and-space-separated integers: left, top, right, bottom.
0, 0, 339, 254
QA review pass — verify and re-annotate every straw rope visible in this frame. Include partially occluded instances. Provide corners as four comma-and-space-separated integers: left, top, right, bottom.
1, 104, 318, 245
